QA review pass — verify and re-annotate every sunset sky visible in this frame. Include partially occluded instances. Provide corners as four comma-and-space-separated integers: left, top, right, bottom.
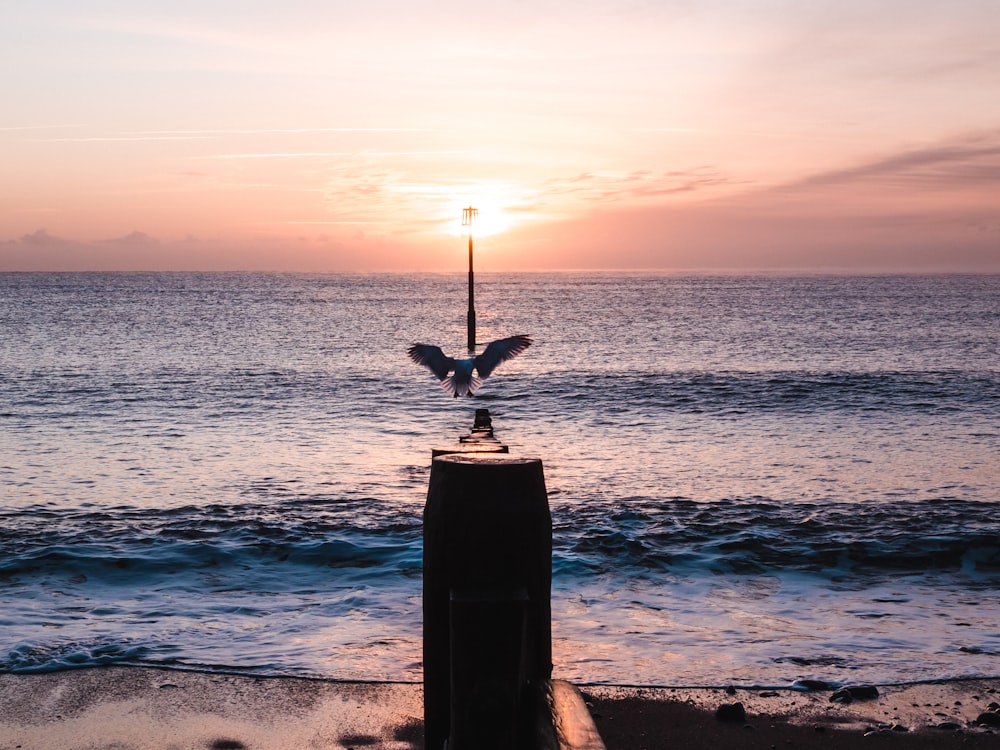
3, 1, 999, 272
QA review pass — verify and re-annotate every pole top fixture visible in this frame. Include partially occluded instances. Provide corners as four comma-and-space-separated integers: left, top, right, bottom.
462, 206, 478, 226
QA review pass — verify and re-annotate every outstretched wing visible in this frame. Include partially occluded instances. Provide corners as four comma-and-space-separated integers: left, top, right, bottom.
474, 334, 532, 379
408, 344, 454, 380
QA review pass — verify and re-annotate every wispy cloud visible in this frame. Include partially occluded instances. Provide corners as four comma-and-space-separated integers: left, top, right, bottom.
130, 128, 434, 135
1, 124, 88, 132
29, 135, 209, 143
632, 127, 800, 139
542, 167, 737, 204
200, 151, 462, 160
67, 14, 266, 55
276, 220, 385, 225
99, 230, 160, 247
25, 127, 433, 144
786, 130, 1000, 191
632, 127, 713, 134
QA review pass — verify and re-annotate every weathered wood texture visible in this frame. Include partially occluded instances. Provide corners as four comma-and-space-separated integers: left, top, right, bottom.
423, 454, 552, 750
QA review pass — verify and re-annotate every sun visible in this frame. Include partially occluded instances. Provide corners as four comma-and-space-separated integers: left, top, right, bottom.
442, 185, 528, 238
460, 200, 514, 237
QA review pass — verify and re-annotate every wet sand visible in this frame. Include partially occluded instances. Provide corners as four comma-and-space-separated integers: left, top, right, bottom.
585, 681, 1000, 749
1, 667, 998, 749
0, 667, 423, 750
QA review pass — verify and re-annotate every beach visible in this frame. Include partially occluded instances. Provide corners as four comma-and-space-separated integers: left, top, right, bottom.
5, 0, 1000, 735
2, 667, 998, 749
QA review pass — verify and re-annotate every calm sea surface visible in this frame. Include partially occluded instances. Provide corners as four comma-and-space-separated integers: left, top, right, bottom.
1, 272, 998, 687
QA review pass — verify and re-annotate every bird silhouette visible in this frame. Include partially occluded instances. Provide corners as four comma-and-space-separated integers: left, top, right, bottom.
408, 334, 532, 397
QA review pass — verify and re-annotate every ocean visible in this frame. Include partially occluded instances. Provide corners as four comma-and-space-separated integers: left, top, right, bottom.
1, 272, 998, 688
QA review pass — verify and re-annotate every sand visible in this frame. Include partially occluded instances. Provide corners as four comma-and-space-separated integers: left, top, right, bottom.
1, 667, 998, 749
0, 667, 422, 750
585, 681, 1000, 749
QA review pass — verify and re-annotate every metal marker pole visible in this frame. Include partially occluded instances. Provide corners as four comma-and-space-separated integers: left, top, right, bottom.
463, 206, 478, 352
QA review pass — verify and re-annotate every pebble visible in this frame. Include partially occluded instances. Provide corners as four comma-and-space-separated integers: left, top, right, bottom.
716, 702, 747, 723
830, 685, 879, 704
977, 711, 1000, 727
933, 721, 963, 731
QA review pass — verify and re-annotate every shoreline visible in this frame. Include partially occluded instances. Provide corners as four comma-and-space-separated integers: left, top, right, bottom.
1, 667, 998, 749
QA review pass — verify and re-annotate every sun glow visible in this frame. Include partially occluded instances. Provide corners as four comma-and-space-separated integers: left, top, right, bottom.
449, 199, 519, 239
434, 181, 533, 239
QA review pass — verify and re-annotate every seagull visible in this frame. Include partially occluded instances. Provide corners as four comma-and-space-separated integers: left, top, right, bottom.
408, 334, 532, 397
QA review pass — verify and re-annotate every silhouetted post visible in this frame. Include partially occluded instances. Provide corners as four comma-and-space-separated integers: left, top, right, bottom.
423, 452, 552, 750
463, 206, 478, 351
432, 408, 508, 458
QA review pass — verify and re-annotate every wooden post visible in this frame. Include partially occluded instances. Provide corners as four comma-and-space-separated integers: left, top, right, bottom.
423, 454, 552, 750
432, 408, 508, 457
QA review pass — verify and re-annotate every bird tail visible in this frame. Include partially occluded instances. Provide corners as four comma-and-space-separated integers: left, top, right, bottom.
441, 374, 482, 397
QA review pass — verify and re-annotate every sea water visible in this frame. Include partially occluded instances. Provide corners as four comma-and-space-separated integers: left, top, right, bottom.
1, 272, 998, 687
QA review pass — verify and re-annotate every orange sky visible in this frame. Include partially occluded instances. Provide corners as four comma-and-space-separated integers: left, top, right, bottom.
2, 2, 999, 272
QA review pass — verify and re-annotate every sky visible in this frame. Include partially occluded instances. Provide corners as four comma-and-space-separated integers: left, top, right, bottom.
2, 0, 999, 272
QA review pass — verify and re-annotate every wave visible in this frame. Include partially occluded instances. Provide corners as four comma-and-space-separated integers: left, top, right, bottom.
544, 370, 1000, 417
4, 641, 153, 674
553, 496, 1000, 579
0, 498, 423, 588
4, 369, 996, 434
2, 496, 997, 588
